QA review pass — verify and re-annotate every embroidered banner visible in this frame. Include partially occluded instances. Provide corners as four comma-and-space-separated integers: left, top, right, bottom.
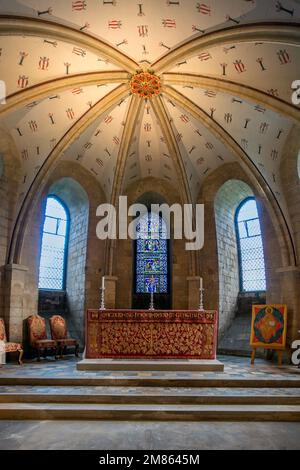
86, 309, 218, 359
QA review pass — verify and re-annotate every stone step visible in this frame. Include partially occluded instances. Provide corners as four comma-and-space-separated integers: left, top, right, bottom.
1, 376, 300, 388
0, 402, 300, 421
0, 393, 300, 405
76, 359, 224, 372
0, 386, 300, 405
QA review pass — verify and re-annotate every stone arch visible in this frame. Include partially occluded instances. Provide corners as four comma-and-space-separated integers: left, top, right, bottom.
214, 179, 255, 338
7, 161, 107, 344
114, 177, 190, 310
40, 177, 90, 343
197, 161, 298, 347
131, 190, 172, 310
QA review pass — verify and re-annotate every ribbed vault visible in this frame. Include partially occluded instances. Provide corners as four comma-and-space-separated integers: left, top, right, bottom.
0, 1, 299, 266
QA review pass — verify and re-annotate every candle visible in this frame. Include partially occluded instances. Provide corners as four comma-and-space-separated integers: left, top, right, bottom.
102, 276, 105, 290
200, 277, 203, 290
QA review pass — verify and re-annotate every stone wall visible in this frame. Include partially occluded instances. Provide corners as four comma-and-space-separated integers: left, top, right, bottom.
280, 125, 300, 342
0, 127, 21, 329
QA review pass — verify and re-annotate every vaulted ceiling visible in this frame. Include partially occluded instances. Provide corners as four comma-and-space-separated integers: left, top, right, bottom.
0, 0, 300, 234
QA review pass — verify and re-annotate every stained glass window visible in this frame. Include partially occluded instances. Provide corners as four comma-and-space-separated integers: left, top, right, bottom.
38, 196, 69, 290
135, 213, 168, 294
236, 197, 266, 292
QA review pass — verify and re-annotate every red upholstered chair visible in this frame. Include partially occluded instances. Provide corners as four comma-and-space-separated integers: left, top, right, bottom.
49, 315, 79, 358
0, 318, 23, 365
27, 314, 57, 361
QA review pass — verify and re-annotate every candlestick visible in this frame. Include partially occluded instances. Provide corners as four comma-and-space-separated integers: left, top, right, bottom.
149, 290, 154, 311
102, 276, 105, 290
199, 277, 204, 311
100, 286, 106, 310
148, 276, 155, 310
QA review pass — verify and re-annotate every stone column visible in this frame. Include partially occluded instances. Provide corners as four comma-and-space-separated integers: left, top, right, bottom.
4, 264, 29, 343
105, 276, 118, 309
187, 276, 201, 310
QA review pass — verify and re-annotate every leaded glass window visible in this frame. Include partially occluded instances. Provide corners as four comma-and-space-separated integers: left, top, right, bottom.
135, 213, 168, 294
38, 196, 69, 290
236, 197, 266, 292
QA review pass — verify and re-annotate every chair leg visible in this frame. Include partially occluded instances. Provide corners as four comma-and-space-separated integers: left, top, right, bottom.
37, 348, 41, 362
278, 350, 283, 367
75, 344, 79, 358
18, 349, 24, 365
54, 346, 58, 360
251, 348, 256, 365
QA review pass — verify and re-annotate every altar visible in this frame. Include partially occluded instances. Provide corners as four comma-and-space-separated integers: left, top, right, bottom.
84, 309, 218, 359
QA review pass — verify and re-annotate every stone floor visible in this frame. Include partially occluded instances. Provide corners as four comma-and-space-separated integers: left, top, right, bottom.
0, 354, 299, 380
1, 420, 300, 450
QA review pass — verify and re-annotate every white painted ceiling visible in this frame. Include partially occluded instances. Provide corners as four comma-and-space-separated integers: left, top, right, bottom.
0, 0, 299, 234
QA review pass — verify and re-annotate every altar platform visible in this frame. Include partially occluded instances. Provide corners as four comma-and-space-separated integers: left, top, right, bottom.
77, 359, 224, 372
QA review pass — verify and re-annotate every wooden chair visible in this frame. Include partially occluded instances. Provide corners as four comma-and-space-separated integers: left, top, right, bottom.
0, 318, 23, 365
27, 314, 57, 361
49, 315, 79, 358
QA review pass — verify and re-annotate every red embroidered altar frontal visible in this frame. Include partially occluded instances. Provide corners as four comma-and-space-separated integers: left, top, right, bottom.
85, 310, 218, 359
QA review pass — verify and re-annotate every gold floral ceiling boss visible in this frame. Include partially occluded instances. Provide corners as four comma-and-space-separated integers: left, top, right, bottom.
130, 71, 161, 99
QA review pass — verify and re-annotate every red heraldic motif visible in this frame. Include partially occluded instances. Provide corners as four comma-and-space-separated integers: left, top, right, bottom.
137, 25, 148, 37
196, 3, 211, 15
72, 88, 83, 95
109, 20, 122, 29
180, 114, 189, 123
73, 47, 86, 57
72, 1, 87, 11
198, 52, 212, 61
162, 19, 176, 27
28, 120, 38, 132
277, 49, 291, 65
18, 75, 29, 88
66, 108, 75, 120
233, 59, 246, 73
104, 115, 113, 124
204, 90, 216, 97
39, 56, 50, 70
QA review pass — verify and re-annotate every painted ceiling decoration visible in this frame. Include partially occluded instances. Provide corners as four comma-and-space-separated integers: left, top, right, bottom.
0, 0, 300, 262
